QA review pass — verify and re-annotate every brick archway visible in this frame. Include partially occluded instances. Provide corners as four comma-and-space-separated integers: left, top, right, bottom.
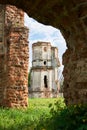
0, 0, 87, 107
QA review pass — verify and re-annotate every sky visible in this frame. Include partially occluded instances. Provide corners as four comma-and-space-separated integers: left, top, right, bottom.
24, 13, 67, 74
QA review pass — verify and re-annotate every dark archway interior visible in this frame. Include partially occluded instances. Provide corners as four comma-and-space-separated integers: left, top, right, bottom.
44, 75, 48, 88
0, 0, 87, 107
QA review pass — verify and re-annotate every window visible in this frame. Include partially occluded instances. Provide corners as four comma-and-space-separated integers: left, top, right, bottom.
44, 75, 48, 88
44, 47, 47, 52
44, 61, 46, 65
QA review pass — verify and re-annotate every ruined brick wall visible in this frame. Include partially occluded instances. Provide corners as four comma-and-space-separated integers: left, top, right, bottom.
0, 4, 7, 106
0, 55, 7, 106
0, 5, 29, 108
62, 23, 87, 105
5, 5, 24, 27
5, 27, 29, 108
63, 48, 87, 105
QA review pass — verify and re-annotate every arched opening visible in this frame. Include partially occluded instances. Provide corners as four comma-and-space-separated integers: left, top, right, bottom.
44, 75, 48, 88
24, 13, 67, 99
44, 61, 46, 65
0, 1, 86, 107
0, 2, 87, 130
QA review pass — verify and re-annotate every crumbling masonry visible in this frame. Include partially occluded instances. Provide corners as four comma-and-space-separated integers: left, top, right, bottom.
0, 0, 87, 106
0, 5, 29, 108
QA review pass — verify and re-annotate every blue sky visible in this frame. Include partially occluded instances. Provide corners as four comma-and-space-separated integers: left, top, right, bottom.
24, 13, 67, 73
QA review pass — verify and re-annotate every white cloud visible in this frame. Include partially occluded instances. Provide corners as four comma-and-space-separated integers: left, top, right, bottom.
24, 13, 67, 72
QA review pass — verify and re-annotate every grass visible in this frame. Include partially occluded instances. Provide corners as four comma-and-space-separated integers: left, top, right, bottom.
0, 98, 59, 130
35, 99, 87, 130
1, 98, 86, 130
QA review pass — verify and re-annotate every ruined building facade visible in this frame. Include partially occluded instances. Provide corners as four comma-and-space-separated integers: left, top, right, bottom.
0, 5, 29, 108
0, 0, 87, 107
30, 42, 60, 98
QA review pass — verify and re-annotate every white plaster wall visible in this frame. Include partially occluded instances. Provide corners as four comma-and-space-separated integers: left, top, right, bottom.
52, 69, 55, 87
31, 71, 41, 90
32, 43, 52, 68
32, 60, 40, 67
32, 45, 51, 67
32, 46, 42, 60
42, 45, 51, 60
48, 70, 53, 90
40, 70, 53, 91
31, 69, 53, 91
55, 48, 58, 59
45, 61, 51, 66
31, 42, 60, 97
52, 67, 58, 90
54, 67, 58, 81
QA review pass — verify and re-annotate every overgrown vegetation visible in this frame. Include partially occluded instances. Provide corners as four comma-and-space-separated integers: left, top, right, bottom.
36, 99, 87, 130
0, 98, 57, 130
0, 98, 87, 130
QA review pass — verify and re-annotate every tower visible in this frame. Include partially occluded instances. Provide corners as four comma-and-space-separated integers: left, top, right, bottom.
30, 42, 60, 98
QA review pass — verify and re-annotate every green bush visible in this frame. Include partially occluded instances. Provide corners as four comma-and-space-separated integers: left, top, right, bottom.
36, 99, 87, 130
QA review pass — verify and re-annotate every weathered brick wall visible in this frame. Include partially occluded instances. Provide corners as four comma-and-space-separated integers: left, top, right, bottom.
0, 4, 7, 106
5, 5, 24, 27
0, 5, 29, 108
6, 27, 29, 108
0, 55, 7, 106
62, 23, 87, 105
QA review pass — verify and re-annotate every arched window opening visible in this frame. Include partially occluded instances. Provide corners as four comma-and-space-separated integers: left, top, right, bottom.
44, 75, 48, 88
44, 61, 46, 65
